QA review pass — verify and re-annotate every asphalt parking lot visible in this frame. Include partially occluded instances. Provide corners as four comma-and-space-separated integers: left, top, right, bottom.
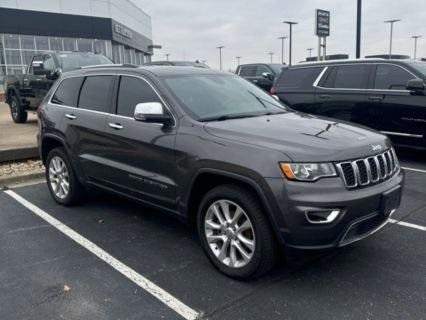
0, 147, 425, 320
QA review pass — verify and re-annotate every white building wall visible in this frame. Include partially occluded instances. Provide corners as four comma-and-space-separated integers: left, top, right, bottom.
0, 0, 152, 39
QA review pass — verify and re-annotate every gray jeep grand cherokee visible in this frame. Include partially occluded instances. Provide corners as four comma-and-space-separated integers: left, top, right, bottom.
37, 65, 404, 279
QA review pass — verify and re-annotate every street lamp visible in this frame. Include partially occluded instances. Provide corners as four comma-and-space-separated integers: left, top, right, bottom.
412, 35, 422, 60
268, 52, 274, 63
277, 36, 288, 64
165, 53, 170, 61
235, 56, 242, 67
283, 21, 298, 66
217, 46, 224, 71
384, 19, 401, 59
307, 48, 314, 58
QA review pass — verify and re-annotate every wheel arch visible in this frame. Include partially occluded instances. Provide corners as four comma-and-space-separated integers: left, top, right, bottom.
40, 134, 66, 165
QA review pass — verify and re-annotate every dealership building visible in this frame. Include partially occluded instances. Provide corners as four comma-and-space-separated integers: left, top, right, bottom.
0, 0, 154, 79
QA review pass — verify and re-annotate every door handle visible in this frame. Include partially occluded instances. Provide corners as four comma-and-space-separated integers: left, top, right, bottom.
252, 79, 258, 83
319, 94, 332, 100
368, 95, 384, 101
109, 123, 123, 130
65, 113, 77, 120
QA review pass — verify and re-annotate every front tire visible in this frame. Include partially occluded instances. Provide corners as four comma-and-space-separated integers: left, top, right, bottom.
45, 147, 84, 206
9, 95, 28, 123
197, 185, 276, 279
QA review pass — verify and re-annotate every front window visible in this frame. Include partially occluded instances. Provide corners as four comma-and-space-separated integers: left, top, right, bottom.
57, 53, 112, 72
163, 74, 288, 121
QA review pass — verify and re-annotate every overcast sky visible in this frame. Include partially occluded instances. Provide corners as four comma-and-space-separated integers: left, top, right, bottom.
134, 0, 426, 70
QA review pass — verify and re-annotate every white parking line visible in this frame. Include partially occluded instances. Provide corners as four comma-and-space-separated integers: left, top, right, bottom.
4, 190, 200, 320
402, 166, 426, 174
389, 218, 426, 231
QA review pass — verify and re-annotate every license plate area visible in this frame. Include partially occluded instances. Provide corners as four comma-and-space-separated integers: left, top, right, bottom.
381, 186, 401, 217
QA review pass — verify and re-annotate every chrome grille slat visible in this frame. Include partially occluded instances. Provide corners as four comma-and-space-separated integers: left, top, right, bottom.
337, 148, 399, 189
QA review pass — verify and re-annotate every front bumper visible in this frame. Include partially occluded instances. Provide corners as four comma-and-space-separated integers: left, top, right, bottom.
265, 169, 404, 250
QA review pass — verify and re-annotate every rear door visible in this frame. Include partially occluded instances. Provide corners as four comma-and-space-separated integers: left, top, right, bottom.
65, 74, 116, 183
102, 75, 178, 211
369, 63, 425, 143
315, 64, 372, 125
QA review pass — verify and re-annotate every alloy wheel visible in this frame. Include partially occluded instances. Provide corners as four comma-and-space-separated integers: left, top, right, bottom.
49, 156, 70, 199
204, 200, 256, 268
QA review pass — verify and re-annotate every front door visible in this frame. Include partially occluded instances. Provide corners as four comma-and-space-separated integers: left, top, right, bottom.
102, 75, 178, 211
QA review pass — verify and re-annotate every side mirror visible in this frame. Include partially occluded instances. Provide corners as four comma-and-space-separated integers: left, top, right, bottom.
262, 72, 274, 81
406, 78, 425, 93
46, 68, 61, 80
134, 102, 172, 125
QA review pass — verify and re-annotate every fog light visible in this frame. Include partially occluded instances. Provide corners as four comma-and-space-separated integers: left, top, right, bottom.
305, 209, 341, 224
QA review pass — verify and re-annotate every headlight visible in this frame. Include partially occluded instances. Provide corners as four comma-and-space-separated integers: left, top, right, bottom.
280, 162, 337, 182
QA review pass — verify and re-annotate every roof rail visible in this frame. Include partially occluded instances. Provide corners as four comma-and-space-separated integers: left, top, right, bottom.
80, 64, 139, 69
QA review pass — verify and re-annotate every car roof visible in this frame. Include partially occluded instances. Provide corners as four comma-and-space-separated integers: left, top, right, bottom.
292, 58, 414, 68
62, 65, 223, 77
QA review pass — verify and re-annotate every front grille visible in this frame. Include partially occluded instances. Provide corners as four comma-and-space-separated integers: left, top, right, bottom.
336, 148, 399, 189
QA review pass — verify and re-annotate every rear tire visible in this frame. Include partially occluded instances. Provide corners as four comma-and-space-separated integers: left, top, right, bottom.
197, 184, 276, 279
9, 95, 28, 123
45, 147, 84, 206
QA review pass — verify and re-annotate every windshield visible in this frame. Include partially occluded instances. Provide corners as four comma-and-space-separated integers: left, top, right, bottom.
163, 74, 288, 121
58, 53, 112, 72
269, 64, 284, 74
408, 61, 426, 78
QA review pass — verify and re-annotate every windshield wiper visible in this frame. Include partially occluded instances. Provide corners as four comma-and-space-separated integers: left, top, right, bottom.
199, 113, 260, 122
247, 90, 286, 110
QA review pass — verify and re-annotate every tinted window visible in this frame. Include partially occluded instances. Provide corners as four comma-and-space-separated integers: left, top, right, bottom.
277, 67, 322, 89
239, 66, 256, 77
116, 76, 161, 117
255, 65, 270, 76
374, 64, 415, 90
51, 77, 84, 106
79, 76, 114, 112
328, 65, 370, 89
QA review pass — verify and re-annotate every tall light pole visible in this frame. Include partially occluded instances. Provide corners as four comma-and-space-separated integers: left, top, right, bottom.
235, 56, 241, 67
356, 0, 362, 58
384, 19, 401, 59
268, 52, 274, 63
277, 36, 287, 64
165, 53, 170, 61
412, 35, 422, 59
307, 48, 314, 58
217, 46, 224, 71
283, 21, 298, 66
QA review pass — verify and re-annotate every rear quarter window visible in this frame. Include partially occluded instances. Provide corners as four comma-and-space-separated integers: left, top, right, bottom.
51, 77, 84, 107
276, 67, 322, 89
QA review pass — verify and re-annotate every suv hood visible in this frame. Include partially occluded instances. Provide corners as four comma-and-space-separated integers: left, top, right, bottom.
204, 112, 391, 162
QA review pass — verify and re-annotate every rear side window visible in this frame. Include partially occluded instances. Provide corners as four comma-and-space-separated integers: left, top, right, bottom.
374, 64, 415, 90
324, 65, 370, 89
51, 77, 84, 106
116, 76, 161, 117
239, 66, 256, 77
78, 76, 114, 112
277, 67, 322, 89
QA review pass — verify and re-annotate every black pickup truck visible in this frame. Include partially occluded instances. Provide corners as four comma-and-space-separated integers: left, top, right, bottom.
4, 51, 112, 123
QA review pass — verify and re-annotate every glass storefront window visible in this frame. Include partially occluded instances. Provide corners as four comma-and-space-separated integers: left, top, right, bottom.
22, 50, 36, 65
35, 36, 49, 51
77, 38, 92, 52
63, 38, 76, 51
112, 44, 120, 64
21, 35, 35, 50
49, 37, 63, 51
5, 50, 22, 65
94, 40, 106, 56
6, 66, 25, 75
4, 34, 20, 49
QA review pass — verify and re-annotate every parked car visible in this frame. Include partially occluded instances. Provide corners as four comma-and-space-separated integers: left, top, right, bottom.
145, 60, 210, 68
236, 63, 284, 91
38, 65, 404, 279
4, 51, 112, 123
272, 59, 426, 149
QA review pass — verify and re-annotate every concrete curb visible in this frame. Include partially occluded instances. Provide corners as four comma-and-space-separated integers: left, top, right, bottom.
0, 146, 39, 163
0, 170, 45, 188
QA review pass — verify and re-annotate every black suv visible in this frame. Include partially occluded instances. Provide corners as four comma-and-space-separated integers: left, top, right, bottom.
273, 59, 426, 149
4, 51, 112, 123
236, 63, 284, 91
38, 65, 404, 279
